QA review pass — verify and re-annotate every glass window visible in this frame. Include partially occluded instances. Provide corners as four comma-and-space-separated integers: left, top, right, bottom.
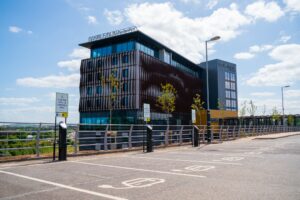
111, 57, 118, 65
87, 74, 93, 82
96, 86, 102, 95
87, 100, 92, 108
96, 99, 101, 107
122, 68, 129, 78
231, 91, 236, 99
226, 90, 231, 98
87, 87, 93, 96
232, 100, 237, 108
122, 55, 129, 64
231, 82, 236, 90
231, 73, 236, 81
123, 82, 128, 92
121, 96, 128, 107
112, 86, 117, 93
97, 60, 103, 67
226, 100, 231, 108
225, 72, 230, 80
225, 81, 231, 89
87, 61, 92, 70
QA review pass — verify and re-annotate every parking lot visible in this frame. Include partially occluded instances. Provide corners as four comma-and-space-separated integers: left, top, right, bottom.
1, 135, 300, 200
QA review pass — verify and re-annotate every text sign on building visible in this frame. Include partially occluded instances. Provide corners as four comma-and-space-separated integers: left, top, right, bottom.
88, 26, 138, 42
56, 93, 68, 118
143, 103, 151, 122
191, 109, 196, 124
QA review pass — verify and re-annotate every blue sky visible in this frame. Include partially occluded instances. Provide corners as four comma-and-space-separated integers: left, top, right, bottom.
0, 0, 300, 123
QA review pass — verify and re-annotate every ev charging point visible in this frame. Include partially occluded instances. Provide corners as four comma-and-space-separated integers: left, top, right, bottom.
58, 121, 67, 161
146, 125, 153, 153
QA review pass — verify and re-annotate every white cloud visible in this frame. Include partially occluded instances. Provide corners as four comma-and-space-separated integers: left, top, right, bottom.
125, 2, 250, 63
16, 73, 80, 88
250, 92, 275, 97
180, 0, 201, 4
206, 0, 218, 9
249, 44, 273, 53
104, 9, 123, 25
247, 44, 300, 86
279, 35, 291, 43
245, 1, 284, 22
0, 97, 39, 106
57, 60, 81, 71
87, 15, 98, 24
9, 26, 22, 33
284, 0, 300, 12
234, 52, 255, 60
69, 48, 90, 59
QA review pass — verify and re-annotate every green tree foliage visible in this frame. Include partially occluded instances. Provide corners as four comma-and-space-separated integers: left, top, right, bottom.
287, 115, 294, 126
157, 83, 177, 124
191, 94, 205, 112
271, 107, 281, 124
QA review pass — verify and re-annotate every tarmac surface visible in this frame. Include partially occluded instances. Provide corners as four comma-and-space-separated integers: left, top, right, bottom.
1, 134, 300, 200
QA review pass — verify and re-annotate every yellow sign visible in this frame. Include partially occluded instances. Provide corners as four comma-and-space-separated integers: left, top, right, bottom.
62, 112, 68, 118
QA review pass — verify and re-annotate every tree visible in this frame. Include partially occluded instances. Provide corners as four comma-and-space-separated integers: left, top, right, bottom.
262, 105, 267, 116
156, 83, 177, 125
271, 107, 281, 125
217, 99, 225, 125
247, 100, 257, 116
191, 94, 205, 124
100, 68, 122, 127
239, 100, 247, 125
287, 115, 294, 126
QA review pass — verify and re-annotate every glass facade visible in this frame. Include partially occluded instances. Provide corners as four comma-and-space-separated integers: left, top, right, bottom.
224, 71, 237, 111
91, 41, 135, 58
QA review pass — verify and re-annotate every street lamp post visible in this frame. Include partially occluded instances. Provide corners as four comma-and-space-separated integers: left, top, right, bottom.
281, 85, 290, 125
205, 36, 220, 143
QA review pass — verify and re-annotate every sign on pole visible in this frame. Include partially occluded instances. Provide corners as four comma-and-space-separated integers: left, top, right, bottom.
143, 103, 151, 122
56, 93, 68, 118
191, 109, 196, 124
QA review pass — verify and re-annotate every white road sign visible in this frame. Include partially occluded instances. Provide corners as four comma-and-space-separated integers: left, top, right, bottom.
191, 109, 196, 124
56, 93, 68, 117
143, 103, 150, 122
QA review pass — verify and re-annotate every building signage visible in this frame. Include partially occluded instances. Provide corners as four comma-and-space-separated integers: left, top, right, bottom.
56, 93, 68, 118
143, 103, 151, 122
191, 109, 196, 124
88, 26, 138, 42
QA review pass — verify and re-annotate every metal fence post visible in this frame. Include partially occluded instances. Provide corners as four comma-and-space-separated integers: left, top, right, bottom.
179, 126, 183, 145
36, 123, 41, 158
129, 125, 133, 149
219, 125, 222, 142
165, 126, 169, 146
74, 125, 78, 154
104, 125, 108, 151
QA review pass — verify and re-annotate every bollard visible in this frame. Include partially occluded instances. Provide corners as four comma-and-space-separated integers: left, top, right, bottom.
146, 125, 153, 152
193, 126, 199, 147
58, 122, 67, 161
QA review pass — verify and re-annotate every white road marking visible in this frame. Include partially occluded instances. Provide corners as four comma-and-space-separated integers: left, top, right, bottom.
166, 151, 263, 158
0, 170, 128, 200
71, 161, 206, 178
185, 165, 215, 172
126, 156, 242, 165
221, 157, 244, 161
99, 178, 165, 189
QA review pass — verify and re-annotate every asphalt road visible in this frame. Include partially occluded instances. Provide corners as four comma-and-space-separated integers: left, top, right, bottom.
1, 135, 300, 200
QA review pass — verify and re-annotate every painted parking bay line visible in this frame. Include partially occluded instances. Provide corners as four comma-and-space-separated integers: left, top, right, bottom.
70, 161, 206, 178
0, 170, 128, 200
126, 156, 242, 166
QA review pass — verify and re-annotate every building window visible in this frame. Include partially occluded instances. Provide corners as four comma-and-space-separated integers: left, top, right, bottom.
112, 86, 117, 93
96, 99, 101, 107
87, 87, 93, 96
122, 68, 129, 78
97, 60, 103, 67
231, 82, 236, 90
225, 72, 230, 80
122, 55, 129, 64
231, 91, 236, 99
123, 82, 128, 92
87, 61, 92, 70
232, 100, 237, 108
226, 100, 231, 108
225, 81, 231, 89
87, 100, 92, 108
226, 90, 231, 98
121, 96, 128, 107
96, 86, 102, 95
111, 57, 118, 65
87, 74, 93, 82
230, 73, 236, 81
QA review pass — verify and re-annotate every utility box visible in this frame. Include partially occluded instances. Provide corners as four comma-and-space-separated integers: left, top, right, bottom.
58, 122, 67, 161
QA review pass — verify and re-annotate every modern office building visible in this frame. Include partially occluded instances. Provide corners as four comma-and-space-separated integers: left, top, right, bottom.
79, 27, 203, 125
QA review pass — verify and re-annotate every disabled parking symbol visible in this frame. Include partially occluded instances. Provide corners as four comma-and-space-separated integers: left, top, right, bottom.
99, 178, 165, 190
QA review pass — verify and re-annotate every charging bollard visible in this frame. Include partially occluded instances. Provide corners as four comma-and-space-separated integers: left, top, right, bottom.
146, 125, 153, 152
193, 125, 199, 147
58, 122, 67, 161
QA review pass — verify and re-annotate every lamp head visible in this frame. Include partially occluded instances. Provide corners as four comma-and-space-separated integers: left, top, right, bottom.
209, 36, 221, 41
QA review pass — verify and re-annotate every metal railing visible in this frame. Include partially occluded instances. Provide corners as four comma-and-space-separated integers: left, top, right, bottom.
1, 122, 300, 159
